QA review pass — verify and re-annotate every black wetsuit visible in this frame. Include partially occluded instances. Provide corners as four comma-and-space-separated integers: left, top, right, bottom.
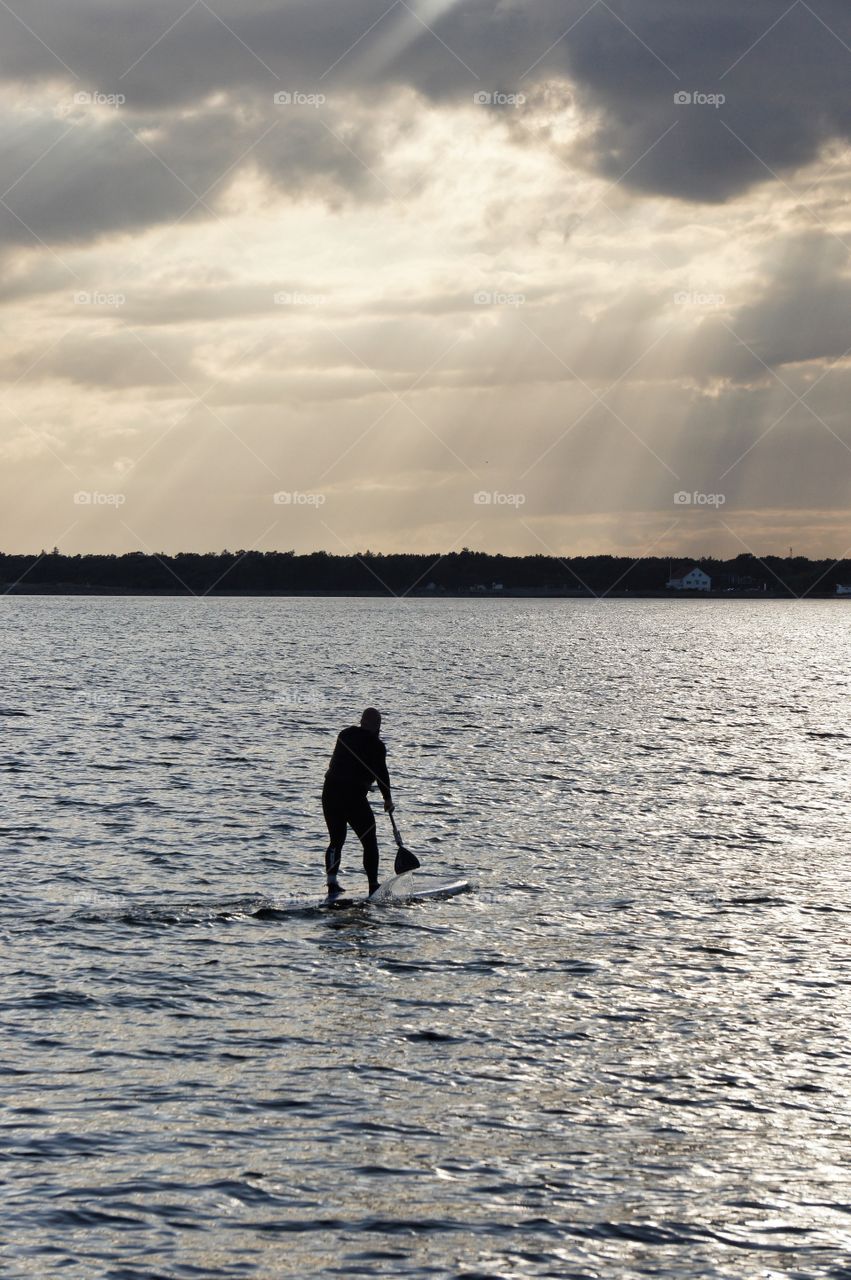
322, 726, 391, 885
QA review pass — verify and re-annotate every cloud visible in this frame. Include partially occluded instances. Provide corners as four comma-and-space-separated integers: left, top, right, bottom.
0, 92, 388, 251
0, 0, 850, 212
0, 2, 850, 558
725, 232, 851, 367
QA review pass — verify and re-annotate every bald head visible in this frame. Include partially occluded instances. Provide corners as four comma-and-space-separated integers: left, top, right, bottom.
360, 707, 382, 734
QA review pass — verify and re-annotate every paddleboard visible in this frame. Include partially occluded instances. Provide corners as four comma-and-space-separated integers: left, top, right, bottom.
325, 871, 470, 909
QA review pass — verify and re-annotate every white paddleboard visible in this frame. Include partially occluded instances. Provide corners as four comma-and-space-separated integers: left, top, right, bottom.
325, 872, 470, 908
406, 878, 470, 902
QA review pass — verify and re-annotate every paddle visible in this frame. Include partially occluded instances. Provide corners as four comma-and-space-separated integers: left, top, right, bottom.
388, 810, 421, 874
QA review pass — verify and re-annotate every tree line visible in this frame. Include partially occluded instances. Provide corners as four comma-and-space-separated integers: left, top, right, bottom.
0, 549, 849, 595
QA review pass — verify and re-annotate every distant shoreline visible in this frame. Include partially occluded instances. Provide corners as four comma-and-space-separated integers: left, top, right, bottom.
2, 549, 848, 598
1, 585, 846, 600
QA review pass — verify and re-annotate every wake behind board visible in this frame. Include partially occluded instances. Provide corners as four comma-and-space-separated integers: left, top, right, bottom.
325, 871, 470, 910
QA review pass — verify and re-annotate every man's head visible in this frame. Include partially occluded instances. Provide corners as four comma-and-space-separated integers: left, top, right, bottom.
360, 706, 382, 735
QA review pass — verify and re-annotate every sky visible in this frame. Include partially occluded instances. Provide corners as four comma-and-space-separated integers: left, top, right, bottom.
1, 0, 850, 561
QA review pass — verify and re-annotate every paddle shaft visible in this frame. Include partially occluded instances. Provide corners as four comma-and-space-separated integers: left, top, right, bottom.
388, 810, 404, 849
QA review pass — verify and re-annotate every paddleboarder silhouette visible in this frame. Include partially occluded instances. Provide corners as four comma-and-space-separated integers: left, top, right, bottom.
322, 707, 394, 898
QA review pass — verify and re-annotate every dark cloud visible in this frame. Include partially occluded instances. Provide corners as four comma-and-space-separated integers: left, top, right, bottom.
677, 233, 851, 383
724, 233, 851, 367
0, 0, 849, 211
546, 0, 851, 202
0, 99, 382, 251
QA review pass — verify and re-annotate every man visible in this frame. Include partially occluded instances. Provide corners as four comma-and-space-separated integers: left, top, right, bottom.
322, 707, 394, 898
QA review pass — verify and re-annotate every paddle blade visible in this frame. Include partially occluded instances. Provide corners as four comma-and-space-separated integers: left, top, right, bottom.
394, 846, 421, 874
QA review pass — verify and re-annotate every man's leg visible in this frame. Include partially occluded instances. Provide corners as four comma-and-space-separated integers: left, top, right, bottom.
348, 795, 380, 893
322, 784, 347, 890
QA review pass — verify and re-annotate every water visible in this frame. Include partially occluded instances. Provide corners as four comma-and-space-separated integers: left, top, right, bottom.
2, 597, 850, 1279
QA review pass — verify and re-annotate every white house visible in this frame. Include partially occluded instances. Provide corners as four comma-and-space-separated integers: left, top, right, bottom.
667, 564, 711, 591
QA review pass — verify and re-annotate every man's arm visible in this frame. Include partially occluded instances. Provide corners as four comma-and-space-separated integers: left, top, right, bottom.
376, 743, 394, 812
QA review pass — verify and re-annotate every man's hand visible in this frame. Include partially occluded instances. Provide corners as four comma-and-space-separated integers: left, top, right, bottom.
384, 796, 395, 813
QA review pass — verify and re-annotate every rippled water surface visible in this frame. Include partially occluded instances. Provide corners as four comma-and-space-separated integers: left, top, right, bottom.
2, 597, 851, 1279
